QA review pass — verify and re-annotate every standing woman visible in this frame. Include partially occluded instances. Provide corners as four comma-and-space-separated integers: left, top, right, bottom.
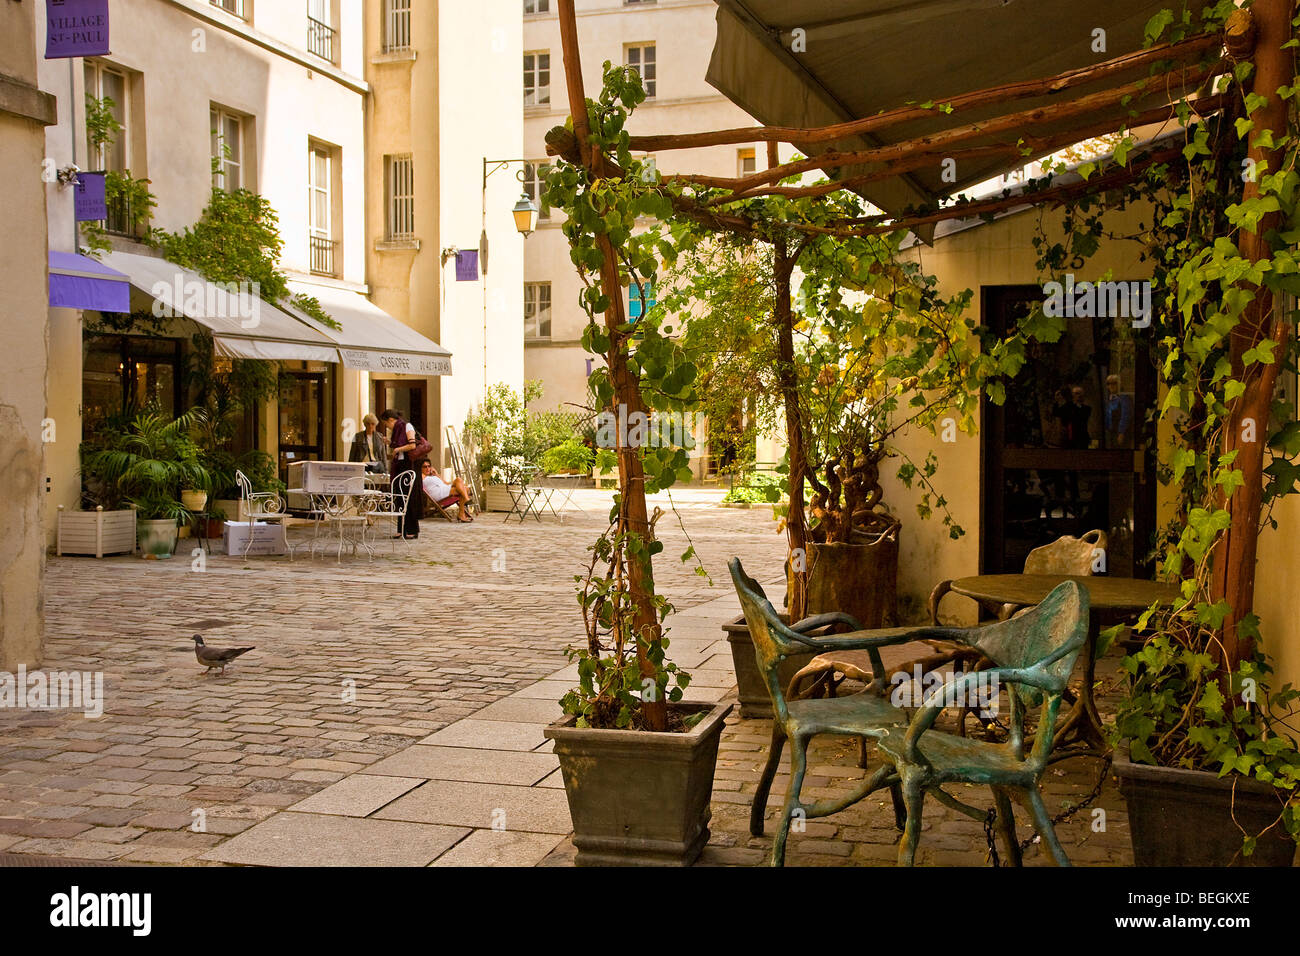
379, 408, 422, 539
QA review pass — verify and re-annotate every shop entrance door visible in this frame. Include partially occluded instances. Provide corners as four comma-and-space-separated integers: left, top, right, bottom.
980, 285, 1157, 578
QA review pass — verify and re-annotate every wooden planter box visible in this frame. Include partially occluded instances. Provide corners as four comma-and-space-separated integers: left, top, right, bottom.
482, 484, 514, 513
56, 506, 136, 557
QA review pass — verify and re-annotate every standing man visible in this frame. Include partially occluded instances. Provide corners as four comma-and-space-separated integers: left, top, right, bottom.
380, 409, 422, 539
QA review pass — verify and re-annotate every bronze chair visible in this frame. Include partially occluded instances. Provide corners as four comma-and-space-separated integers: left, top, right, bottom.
730, 558, 1088, 866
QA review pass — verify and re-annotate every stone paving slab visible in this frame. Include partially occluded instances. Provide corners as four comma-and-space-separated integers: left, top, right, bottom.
374, 780, 573, 833
507, 680, 579, 701
288, 774, 425, 817
202, 812, 470, 866
470, 697, 564, 723
364, 746, 559, 785
428, 829, 566, 867
420, 719, 549, 752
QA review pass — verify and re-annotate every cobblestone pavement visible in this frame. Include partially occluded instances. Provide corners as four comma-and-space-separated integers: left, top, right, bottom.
3, 490, 1135, 866
0, 491, 783, 865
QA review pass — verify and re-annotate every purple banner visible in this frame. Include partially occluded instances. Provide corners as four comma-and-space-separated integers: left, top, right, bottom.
45, 0, 111, 59
455, 250, 479, 281
74, 172, 107, 221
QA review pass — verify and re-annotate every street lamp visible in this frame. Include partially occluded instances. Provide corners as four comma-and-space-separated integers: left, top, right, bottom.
512, 192, 540, 237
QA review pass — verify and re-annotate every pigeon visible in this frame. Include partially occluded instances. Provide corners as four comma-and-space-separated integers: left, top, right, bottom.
192, 635, 256, 676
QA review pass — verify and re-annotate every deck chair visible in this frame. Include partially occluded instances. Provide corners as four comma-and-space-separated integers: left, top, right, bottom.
423, 488, 466, 522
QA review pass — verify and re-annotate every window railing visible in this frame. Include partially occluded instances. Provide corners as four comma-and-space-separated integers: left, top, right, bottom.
307, 16, 335, 62
210, 0, 246, 17
309, 234, 337, 276
105, 193, 137, 237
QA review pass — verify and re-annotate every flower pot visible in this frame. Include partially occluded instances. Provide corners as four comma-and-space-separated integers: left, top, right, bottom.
137, 518, 178, 559
723, 614, 818, 719
483, 484, 514, 512
1113, 744, 1297, 866
202, 516, 226, 539
544, 700, 733, 866
181, 489, 208, 512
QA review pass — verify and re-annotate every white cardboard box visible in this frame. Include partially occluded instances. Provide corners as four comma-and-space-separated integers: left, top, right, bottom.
288, 460, 366, 494
223, 520, 288, 556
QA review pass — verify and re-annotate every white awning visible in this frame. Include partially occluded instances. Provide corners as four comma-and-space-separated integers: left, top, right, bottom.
287, 281, 453, 376
102, 250, 340, 364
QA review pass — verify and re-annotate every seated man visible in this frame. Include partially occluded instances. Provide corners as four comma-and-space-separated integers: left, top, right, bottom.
420, 460, 475, 523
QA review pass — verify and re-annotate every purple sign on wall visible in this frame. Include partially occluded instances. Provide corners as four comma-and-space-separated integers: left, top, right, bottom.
455, 250, 479, 281
45, 0, 111, 59
74, 172, 107, 222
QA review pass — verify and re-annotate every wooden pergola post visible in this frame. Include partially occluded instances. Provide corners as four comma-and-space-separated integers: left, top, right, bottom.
1212, 0, 1293, 668
557, 0, 667, 731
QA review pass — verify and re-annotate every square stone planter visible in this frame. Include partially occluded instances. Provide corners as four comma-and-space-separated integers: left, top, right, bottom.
723, 614, 817, 719
1114, 743, 1297, 867
545, 700, 733, 866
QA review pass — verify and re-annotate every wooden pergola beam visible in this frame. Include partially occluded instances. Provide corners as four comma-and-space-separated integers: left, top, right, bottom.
626, 32, 1223, 153
709, 93, 1202, 206
662, 63, 1218, 195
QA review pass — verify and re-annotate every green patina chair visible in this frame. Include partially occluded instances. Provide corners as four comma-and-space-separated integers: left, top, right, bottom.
729, 557, 1088, 867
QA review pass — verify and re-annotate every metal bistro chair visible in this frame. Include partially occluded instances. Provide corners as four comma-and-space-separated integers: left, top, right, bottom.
729, 558, 1088, 867
235, 469, 289, 559
362, 470, 415, 555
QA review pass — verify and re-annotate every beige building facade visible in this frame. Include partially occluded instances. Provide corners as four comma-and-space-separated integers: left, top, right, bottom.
521, 0, 780, 473
365, 0, 525, 469
0, 1, 56, 668
28, 0, 523, 571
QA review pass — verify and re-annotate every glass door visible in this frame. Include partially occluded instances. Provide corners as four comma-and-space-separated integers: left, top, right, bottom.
981, 285, 1156, 577
372, 379, 426, 439
278, 370, 326, 483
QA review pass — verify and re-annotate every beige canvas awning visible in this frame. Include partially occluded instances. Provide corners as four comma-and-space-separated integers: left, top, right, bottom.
287, 282, 453, 377
706, 0, 1204, 223
103, 250, 341, 364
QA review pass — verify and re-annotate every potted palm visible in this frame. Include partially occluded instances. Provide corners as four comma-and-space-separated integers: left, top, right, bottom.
81, 408, 210, 559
